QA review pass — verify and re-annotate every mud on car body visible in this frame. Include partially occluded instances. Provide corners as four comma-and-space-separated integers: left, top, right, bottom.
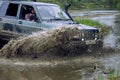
0, 1, 103, 50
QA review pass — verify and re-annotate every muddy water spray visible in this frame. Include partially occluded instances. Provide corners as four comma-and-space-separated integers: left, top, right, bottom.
0, 27, 81, 58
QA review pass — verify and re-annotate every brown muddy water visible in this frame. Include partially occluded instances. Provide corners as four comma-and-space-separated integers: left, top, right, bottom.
0, 10, 120, 80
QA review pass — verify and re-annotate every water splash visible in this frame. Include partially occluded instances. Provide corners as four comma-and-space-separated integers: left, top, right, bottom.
104, 31, 117, 48
0, 27, 81, 58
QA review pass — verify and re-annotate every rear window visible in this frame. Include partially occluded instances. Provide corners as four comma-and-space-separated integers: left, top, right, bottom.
6, 3, 19, 17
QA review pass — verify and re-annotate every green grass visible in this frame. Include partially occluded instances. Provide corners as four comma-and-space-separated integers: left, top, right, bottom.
93, 65, 120, 80
74, 18, 110, 36
74, 18, 101, 27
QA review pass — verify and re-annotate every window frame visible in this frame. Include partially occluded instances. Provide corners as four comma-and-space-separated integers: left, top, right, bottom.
19, 4, 37, 22
5, 3, 19, 18
0, 2, 9, 17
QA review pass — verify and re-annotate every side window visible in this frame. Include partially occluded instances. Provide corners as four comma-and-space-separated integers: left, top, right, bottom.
6, 3, 19, 17
19, 5, 37, 22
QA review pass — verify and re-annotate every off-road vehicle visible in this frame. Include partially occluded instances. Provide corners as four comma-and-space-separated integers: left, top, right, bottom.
0, 0, 103, 50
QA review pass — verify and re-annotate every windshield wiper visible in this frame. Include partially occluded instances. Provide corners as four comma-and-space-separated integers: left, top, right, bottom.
63, 19, 71, 21
53, 16, 63, 20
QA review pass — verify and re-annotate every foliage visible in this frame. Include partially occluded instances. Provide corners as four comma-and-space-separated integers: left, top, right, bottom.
36, 0, 120, 9
74, 17, 110, 36
117, 3, 120, 9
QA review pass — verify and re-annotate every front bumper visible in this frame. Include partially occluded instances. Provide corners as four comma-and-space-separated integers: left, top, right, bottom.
69, 39, 102, 46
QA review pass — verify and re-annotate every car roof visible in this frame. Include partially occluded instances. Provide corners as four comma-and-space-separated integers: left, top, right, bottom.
1, 1, 59, 6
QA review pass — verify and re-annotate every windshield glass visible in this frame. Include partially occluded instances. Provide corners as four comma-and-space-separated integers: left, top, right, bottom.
37, 5, 70, 20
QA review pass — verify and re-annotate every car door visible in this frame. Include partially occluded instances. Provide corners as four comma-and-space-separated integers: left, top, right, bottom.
0, 2, 19, 33
16, 4, 42, 34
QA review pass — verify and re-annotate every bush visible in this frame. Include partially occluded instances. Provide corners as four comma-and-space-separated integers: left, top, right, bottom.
117, 3, 120, 9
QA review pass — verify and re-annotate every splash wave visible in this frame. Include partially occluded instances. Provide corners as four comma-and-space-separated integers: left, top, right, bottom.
0, 27, 80, 58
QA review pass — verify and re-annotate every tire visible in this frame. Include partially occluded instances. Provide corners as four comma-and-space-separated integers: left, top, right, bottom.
90, 41, 103, 52
0, 39, 8, 49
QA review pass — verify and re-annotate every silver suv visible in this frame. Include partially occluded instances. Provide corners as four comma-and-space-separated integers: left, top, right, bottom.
0, 1, 103, 50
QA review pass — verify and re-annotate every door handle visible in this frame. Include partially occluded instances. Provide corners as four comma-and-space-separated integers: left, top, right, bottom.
18, 21, 22, 24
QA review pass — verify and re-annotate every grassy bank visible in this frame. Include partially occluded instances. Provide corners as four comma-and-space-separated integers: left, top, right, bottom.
74, 18, 110, 36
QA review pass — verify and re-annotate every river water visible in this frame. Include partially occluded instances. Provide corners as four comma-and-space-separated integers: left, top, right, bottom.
0, 10, 120, 80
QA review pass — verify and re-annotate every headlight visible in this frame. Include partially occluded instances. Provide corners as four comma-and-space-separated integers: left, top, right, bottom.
95, 37, 97, 40
82, 38, 85, 41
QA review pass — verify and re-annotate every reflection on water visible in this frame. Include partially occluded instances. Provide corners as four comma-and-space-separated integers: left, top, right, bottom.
0, 58, 101, 80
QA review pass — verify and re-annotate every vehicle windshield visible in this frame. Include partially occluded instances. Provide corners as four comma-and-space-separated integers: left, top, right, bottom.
37, 5, 70, 20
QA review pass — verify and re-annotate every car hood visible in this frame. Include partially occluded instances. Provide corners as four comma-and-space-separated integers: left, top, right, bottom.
43, 21, 98, 30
